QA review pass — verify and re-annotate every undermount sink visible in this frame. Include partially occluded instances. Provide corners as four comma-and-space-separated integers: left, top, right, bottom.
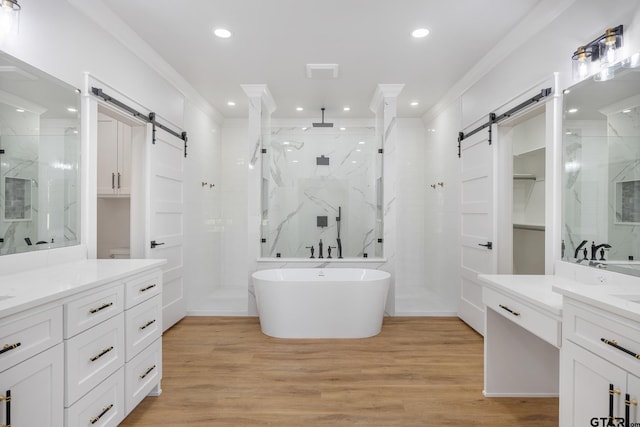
611, 294, 640, 304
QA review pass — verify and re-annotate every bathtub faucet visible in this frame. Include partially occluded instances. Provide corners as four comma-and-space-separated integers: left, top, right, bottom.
336, 238, 343, 259
318, 239, 324, 259
306, 245, 315, 259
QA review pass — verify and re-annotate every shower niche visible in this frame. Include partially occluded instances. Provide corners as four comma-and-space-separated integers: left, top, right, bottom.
260, 125, 383, 259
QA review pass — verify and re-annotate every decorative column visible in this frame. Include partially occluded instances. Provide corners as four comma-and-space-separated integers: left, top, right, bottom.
241, 84, 276, 313
370, 84, 404, 316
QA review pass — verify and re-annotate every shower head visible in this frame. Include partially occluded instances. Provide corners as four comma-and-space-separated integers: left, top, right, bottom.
312, 107, 334, 128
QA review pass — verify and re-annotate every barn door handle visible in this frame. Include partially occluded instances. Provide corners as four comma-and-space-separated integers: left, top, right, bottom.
150, 240, 165, 249
478, 241, 493, 250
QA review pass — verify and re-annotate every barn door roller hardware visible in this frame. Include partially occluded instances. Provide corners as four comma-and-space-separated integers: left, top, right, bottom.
91, 87, 188, 157
457, 88, 552, 158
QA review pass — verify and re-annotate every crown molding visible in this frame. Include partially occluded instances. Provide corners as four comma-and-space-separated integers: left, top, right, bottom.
422, 0, 577, 124
240, 84, 277, 114
369, 84, 405, 113
67, 0, 224, 124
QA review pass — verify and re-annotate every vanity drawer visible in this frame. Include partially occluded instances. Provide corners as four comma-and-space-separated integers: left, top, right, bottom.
125, 294, 162, 361
564, 300, 640, 375
65, 313, 125, 406
125, 338, 162, 415
64, 284, 124, 338
65, 367, 125, 427
0, 305, 62, 373
483, 287, 561, 347
124, 270, 162, 309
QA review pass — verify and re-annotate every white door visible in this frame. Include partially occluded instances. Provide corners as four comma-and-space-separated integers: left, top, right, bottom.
145, 126, 186, 331
459, 127, 497, 335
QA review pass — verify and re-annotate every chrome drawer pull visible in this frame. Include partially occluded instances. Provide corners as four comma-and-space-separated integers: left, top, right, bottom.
601, 338, 640, 359
139, 364, 157, 380
89, 302, 113, 314
0, 342, 21, 355
139, 319, 156, 331
498, 304, 520, 317
139, 284, 157, 293
89, 403, 113, 424
89, 346, 114, 362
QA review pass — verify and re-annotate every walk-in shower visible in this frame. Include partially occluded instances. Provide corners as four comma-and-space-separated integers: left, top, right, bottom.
260, 124, 382, 259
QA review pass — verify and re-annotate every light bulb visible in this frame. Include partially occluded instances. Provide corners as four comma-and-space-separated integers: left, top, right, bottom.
599, 28, 619, 68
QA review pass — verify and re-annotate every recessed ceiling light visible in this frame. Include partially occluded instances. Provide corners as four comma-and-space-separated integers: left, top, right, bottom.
343, 106, 350, 111
356, 149, 362, 152
351, 160, 357, 164
227, 101, 236, 107
283, 141, 290, 145
358, 141, 365, 145
67, 107, 77, 112
15, 108, 24, 112
292, 160, 299, 163
213, 28, 232, 39
410, 101, 419, 107
340, 127, 346, 131
301, 127, 308, 131
296, 107, 304, 111
568, 108, 578, 113
411, 28, 430, 38
623, 109, 632, 113
563, 89, 571, 94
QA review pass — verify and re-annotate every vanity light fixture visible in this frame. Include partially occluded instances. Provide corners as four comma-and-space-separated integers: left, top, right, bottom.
0, 0, 20, 38
571, 25, 623, 82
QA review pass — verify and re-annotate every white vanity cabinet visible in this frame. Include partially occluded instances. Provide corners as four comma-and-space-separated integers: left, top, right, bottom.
122, 270, 163, 414
560, 298, 640, 426
98, 114, 132, 196
0, 305, 64, 427
0, 259, 164, 427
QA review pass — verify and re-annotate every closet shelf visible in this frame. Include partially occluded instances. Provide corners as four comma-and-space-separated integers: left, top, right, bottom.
513, 173, 537, 181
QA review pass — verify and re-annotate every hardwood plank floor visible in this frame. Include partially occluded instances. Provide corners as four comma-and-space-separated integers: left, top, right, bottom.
120, 317, 558, 426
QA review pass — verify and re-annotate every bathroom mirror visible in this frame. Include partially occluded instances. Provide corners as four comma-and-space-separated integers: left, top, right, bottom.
562, 60, 640, 275
0, 51, 81, 255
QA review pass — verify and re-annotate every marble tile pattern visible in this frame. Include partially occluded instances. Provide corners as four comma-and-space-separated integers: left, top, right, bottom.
607, 107, 640, 260
0, 120, 80, 255
262, 126, 380, 258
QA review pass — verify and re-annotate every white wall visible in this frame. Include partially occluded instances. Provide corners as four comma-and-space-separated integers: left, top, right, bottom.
422, 0, 640, 315
0, 0, 222, 317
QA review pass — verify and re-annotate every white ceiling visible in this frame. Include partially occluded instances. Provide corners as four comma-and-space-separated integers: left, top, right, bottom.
101, 0, 541, 119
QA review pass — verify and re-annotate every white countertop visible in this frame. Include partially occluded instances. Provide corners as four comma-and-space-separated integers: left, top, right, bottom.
0, 259, 165, 319
478, 274, 568, 317
552, 279, 640, 323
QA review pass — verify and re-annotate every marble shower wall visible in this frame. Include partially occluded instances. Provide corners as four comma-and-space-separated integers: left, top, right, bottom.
263, 126, 379, 258
607, 107, 640, 260
0, 114, 80, 255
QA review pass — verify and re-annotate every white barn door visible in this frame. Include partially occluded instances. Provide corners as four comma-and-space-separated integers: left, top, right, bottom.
145, 126, 186, 331
459, 127, 497, 335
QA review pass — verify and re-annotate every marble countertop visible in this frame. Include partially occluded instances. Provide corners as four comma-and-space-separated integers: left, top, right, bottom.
552, 279, 640, 323
0, 259, 165, 319
478, 274, 569, 317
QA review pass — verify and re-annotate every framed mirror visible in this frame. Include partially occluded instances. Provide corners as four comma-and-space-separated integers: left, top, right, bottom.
0, 51, 81, 255
562, 59, 640, 276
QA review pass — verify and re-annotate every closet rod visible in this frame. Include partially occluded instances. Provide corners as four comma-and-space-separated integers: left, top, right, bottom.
91, 87, 188, 157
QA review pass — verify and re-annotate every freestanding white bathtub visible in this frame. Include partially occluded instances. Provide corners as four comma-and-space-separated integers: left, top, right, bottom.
251, 268, 390, 339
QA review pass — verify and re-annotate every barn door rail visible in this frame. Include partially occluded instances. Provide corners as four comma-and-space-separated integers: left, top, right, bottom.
91, 87, 188, 157
457, 87, 552, 158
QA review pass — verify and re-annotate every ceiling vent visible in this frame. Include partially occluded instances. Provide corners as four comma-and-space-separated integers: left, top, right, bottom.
306, 64, 339, 79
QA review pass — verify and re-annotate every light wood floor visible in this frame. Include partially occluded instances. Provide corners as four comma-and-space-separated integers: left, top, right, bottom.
120, 317, 558, 426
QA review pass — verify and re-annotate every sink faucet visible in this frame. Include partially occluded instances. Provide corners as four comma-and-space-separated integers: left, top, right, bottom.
305, 245, 315, 259
575, 240, 588, 260
318, 239, 324, 259
592, 242, 612, 261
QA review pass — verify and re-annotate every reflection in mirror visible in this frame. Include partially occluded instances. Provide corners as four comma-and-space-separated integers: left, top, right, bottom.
0, 52, 80, 255
562, 61, 640, 276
